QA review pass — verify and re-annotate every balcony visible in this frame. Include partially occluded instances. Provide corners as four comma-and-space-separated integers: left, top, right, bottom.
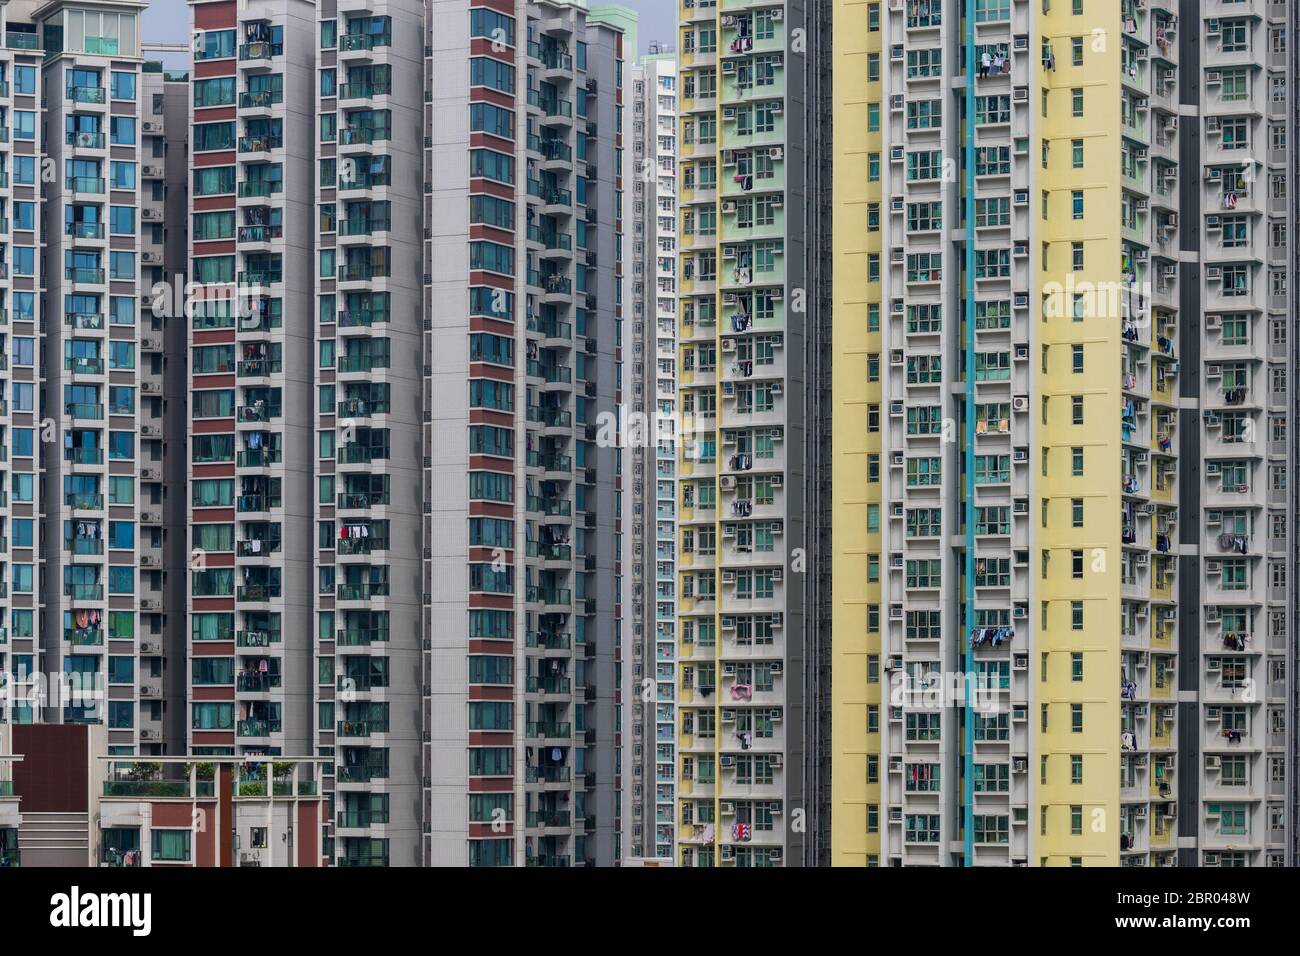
66, 130, 105, 149
236, 671, 281, 692
337, 309, 388, 328
64, 447, 104, 465
67, 85, 106, 104
337, 262, 390, 282
237, 448, 282, 467
65, 537, 104, 555
338, 216, 392, 236
337, 582, 389, 601
336, 627, 389, 647
237, 719, 281, 736
64, 267, 105, 284
237, 629, 279, 647
65, 221, 105, 240
337, 397, 390, 417
339, 126, 390, 146
65, 357, 104, 375
526, 722, 572, 739
238, 135, 282, 153
237, 357, 282, 377
338, 81, 391, 100
340, 32, 391, 52
239, 90, 284, 109
236, 584, 282, 601
525, 766, 571, 783
236, 225, 283, 243
65, 626, 104, 646
68, 177, 105, 195
239, 41, 282, 60
337, 492, 388, 510
63, 584, 104, 601
236, 538, 281, 557
337, 354, 389, 373
526, 675, 572, 694
237, 180, 283, 199
237, 404, 273, 423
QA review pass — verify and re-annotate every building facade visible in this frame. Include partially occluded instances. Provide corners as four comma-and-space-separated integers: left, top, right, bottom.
424, 0, 629, 867
0, 0, 188, 756
626, 44, 677, 861
830, 0, 1295, 867
674, 0, 829, 867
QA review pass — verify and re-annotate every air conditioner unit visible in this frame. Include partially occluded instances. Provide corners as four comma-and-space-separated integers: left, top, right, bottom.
1012, 396, 1029, 412
720, 475, 737, 490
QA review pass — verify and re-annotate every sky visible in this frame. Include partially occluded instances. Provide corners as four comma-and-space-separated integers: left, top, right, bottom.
142, 0, 675, 60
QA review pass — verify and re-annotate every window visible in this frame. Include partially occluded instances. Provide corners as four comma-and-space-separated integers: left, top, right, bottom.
151, 829, 192, 862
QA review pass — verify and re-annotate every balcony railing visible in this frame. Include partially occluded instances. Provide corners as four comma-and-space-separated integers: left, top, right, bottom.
236, 584, 282, 601
340, 32, 391, 52
66, 130, 105, 149
63, 583, 104, 600
337, 582, 389, 600
237, 719, 281, 736
239, 90, 284, 108
338, 81, 391, 100
238, 136, 283, 153
67, 85, 106, 103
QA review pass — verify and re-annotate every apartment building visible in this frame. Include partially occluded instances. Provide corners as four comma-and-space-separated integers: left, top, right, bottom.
830, 0, 1294, 867
830, 0, 884, 868
0, 2, 46, 730
315, 0, 426, 868
425, 0, 629, 867
626, 44, 678, 861
186, 0, 317, 769
674, 0, 829, 867
1192, 0, 1292, 867
0, 1, 188, 751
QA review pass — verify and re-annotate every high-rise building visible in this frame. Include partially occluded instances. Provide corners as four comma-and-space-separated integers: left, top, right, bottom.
626, 43, 677, 861
317, 0, 427, 867
424, 0, 630, 868
830, 0, 1295, 867
0, 0, 641, 870
674, 0, 830, 867
829, 0, 884, 868
0, 0, 188, 751
186, 0, 318, 768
